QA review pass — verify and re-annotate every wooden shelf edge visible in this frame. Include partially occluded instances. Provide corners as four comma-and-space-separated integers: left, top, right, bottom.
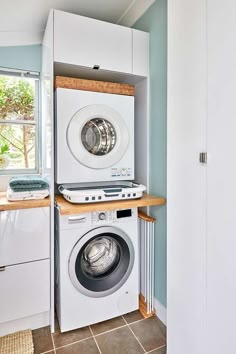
55, 193, 166, 215
0, 192, 51, 211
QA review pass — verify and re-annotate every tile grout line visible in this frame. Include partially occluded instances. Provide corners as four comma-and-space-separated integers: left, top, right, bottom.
51, 335, 94, 351
146, 344, 166, 353
93, 323, 128, 337
89, 325, 102, 354
122, 315, 147, 353
50, 331, 56, 353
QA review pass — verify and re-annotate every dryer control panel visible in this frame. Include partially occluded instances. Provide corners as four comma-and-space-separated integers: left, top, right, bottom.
92, 208, 137, 225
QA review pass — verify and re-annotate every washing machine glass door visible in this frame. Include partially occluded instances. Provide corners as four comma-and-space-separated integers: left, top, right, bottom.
67, 104, 129, 169
68, 226, 135, 298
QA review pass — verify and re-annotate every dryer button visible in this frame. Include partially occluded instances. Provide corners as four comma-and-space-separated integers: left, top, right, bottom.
121, 168, 127, 176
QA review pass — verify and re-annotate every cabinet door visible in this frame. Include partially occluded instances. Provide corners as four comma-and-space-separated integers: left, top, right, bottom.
132, 29, 149, 77
54, 10, 132, 74
0, 207, 50, 266
207, 1, 236, 353
167, 0, 207, 353
0, 259, 50, 324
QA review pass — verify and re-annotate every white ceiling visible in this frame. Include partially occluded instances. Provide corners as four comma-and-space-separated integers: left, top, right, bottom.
0, 0, 155, 46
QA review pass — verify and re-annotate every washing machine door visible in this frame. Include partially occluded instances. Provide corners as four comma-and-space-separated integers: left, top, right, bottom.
68, 226, 135, 298
66, 104, 129, 169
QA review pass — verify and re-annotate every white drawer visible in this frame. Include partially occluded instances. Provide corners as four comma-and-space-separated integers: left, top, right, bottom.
0, 207, 50, 266
0, 259, 50, 324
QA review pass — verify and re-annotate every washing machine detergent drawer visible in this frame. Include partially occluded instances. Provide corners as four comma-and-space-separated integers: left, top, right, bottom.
55, 88, 134, 184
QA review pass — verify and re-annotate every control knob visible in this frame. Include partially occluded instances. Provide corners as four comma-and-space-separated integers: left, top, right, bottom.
98, 212, 106, 221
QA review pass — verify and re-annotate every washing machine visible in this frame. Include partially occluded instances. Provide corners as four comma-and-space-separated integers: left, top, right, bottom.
55, 207, 139, 332
55, 88, 134, 184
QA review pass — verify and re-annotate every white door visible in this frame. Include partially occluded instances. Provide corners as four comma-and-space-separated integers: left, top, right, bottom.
167, 0, 207, 353
54, 10, 132, 74
206, 1, 236, 353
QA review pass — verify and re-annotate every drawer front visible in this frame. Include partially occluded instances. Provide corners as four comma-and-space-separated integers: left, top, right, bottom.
0, 207, 50, 266
54, 10, 132, 74
0, 259, 50, 324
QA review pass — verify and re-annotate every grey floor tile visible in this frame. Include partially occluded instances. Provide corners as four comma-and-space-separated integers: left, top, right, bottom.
32, 326, 54, 354
123, 310, 144, 324
90, 316, 126, 335
53, 325, 92, 348
55, 337, 99, 354
96, 326, 144, 354
130, 316, 166, 352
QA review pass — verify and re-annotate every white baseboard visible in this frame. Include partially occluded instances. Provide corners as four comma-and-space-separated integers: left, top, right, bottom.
0, 311, 50, 337
154, 297, 167, 326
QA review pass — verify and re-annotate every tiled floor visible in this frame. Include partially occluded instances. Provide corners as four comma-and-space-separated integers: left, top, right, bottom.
32, 310, 166, 354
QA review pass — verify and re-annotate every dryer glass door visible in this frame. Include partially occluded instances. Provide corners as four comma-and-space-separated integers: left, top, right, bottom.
67, 104, 129, 169
68, 226, 134, 298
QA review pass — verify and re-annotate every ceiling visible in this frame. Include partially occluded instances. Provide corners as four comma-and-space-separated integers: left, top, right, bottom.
0, 0, 155, 46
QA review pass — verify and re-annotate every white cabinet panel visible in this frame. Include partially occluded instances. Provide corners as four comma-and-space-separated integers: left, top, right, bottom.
0, 207, 50, 266
0, 259, 50, 324
54, 10, 132, 74
167, 0, 207, 353
132, 29, 149, 77
207, 1, 236, 353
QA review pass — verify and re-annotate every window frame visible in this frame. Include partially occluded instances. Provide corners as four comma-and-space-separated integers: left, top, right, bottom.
0, 67, 40, 175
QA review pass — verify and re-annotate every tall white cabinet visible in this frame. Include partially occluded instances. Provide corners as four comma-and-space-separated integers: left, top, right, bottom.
42, 9, 149, 332
168, 1, 236, 354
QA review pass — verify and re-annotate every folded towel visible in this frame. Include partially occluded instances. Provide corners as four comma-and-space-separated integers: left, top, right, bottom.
7, 187, 49, 201
9, 175, 49, 192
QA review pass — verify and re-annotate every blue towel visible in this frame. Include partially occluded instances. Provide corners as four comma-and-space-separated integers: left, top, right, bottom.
9, 175, 49, 192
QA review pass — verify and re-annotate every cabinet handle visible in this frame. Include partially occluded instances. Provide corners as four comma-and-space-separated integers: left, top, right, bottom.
93, 64, 100, 70
199, 152, 207, 163
0, 266, 6, 272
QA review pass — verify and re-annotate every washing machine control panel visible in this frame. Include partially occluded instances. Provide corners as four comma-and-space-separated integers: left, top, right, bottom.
92, 208, 136, 225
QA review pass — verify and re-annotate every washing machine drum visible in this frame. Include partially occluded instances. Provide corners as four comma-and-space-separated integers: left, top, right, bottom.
69, 227, 135, 297
67, 104, 129, 169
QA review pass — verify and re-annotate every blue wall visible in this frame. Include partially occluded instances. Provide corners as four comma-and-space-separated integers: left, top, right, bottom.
134, 0, 167, 307
0, 45, 42, 72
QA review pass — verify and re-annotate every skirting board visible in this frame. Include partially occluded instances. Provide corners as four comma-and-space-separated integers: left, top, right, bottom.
154, 297, 167, 326
0, 311, 50, 337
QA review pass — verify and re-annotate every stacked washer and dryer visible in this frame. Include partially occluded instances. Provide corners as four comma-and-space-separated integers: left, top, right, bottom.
55, 86, 141, 332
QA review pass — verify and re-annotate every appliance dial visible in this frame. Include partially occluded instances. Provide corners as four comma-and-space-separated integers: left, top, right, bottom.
98, 212, 106, 221
121, 168, 127, 176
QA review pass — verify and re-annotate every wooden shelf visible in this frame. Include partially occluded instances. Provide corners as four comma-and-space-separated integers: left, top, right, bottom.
0, 192, 51, 211
55, 193, 166, 215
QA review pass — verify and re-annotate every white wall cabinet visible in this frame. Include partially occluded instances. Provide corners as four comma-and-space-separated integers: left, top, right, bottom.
0, 207, 50, 333
53, 10, 149, 77
168, 1, 236, 354
54, 10, 132, 74
132, 29, 149, 77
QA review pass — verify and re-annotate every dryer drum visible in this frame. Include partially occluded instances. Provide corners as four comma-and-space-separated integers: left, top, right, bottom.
81, 118, 116, 155
69, 227, 135, 298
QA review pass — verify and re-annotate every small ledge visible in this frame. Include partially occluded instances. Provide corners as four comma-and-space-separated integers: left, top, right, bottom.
55, 193, 166, 215
0, 192, 51, 211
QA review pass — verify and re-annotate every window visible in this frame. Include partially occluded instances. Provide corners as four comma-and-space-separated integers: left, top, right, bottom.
0, 68, 40, 174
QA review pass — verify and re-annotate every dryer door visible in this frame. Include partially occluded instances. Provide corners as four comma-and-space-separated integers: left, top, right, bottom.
67, 104, 129, 169
68, 226, 135, 298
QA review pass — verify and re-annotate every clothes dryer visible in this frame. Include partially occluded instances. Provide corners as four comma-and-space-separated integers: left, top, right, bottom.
55, 88, 134, 184
55, 207, 139, 332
